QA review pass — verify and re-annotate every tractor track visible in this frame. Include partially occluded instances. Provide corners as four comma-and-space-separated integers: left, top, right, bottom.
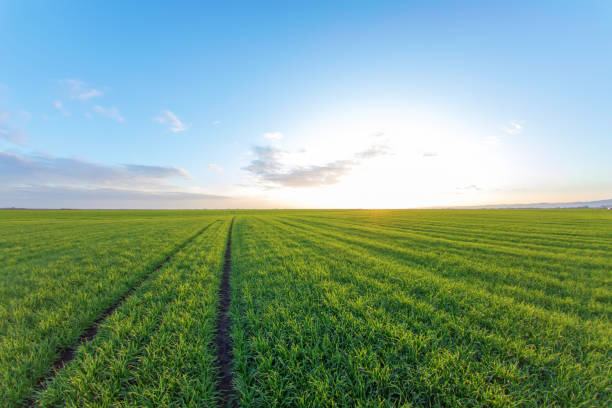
214, 217, 237, 407
26, 220, 221, 406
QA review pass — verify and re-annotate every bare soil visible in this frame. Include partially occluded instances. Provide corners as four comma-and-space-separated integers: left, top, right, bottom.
214, 218, 237, 407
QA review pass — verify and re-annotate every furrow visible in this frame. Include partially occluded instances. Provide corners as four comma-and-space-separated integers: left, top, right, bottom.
27, 220, 221, 406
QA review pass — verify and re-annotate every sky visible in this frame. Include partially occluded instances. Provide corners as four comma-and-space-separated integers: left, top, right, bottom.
1, 1, 611, 209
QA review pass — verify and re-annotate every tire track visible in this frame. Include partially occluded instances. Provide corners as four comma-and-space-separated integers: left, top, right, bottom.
27, 220, 221, 406
215, 217, 237, 407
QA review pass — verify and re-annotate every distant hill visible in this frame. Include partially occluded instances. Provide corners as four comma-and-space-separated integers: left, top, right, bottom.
455, 198, 612, 209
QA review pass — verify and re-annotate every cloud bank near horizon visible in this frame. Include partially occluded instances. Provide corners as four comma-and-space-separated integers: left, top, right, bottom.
0, 150, 233, 208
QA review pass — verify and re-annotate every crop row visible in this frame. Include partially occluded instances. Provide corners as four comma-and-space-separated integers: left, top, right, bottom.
34, 218, 230, 406
1, 209, 610, 407
230, 212, 611, 407
0, 210, 229, 406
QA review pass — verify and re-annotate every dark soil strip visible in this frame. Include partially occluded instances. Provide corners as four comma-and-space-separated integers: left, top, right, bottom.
27, 220, 221, 406
215, 218, 237, 407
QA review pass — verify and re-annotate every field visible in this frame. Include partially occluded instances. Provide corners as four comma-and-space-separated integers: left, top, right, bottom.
1, 209, 610, 407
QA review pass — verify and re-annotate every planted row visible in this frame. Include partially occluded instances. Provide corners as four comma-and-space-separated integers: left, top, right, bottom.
0, 210, 226, 406
35, 218, 231, 407
230, 212, 611, 407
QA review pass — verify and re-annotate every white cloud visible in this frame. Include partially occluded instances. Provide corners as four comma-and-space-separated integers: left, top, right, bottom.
53, 100, 70, 116
60, 79, 103, 101
208, 163, 223, 172
503, 120, 524, 135
423, 152, 438, 157
355, 144, 389, 159
457, 184, 482, 191
212, 120, 221, 126
244, 145, 353, 187
154, 110, 187, 132
263, 131, 283, 140
243, 143, 390, 188
93, 105, 124, 123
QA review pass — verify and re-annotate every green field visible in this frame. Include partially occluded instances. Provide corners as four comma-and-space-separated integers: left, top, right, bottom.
1, 210, 610, 407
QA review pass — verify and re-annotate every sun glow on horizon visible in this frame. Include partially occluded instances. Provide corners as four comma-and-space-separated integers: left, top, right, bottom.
231, 106, 547, 209
1, 2, 610, 209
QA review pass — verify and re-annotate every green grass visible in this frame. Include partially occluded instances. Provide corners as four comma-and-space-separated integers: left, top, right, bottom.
35, 218, 231, 407
230, 210, 611, 407
1, 209, 610, 407
0, 210, 229, 406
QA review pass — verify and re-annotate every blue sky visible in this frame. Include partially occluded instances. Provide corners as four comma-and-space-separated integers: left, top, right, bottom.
1, 1, 610, 208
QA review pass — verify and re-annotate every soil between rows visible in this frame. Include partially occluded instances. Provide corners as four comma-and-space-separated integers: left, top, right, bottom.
214, 218, 237, 407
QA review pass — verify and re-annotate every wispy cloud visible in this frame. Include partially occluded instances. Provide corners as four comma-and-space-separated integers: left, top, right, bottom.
122, 163, 190, 179
154, 110, 187, 132
93, 105, 124, 123
243, 146, 282, 178
457, 184, 482, 191
0, 111, 28, 145
355, 144, 389, 159
503, 120, 524, 135
0, 150, 231, 208
244, 146, 353, 187
244, 143, 390, 188
53, 100, 70, 116
263, 131, 283, 140
423, 152, 438, 157
208, 163, 223, 172
212, 120, 221, 126
0, 128, 26, 145
0, 185, 228, 209
60, 79, 103, 101
0, 150, 189, 188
